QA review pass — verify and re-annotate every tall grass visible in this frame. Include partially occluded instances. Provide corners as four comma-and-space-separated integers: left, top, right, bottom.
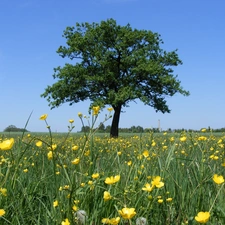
1, 112, 225, 224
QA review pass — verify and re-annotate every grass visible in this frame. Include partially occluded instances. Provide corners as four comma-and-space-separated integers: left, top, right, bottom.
1, 113, 225, 224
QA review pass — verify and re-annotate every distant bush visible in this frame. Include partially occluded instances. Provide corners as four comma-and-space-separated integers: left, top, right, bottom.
3, 125, 29, 132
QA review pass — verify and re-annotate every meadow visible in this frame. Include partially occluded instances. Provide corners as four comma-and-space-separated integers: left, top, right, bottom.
0, 110, 225, 224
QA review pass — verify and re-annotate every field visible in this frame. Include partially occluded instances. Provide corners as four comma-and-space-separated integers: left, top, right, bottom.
1, 116, 225, 224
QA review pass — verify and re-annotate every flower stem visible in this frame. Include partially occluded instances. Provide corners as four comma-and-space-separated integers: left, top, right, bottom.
209, 183, 224, 212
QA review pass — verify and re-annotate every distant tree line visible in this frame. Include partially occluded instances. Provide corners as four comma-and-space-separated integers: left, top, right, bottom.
3, 125, 29, 132
80, 125, 225, 133
209, 127, 225, 133
80, 124, 161, 133
172, 127, 225, 133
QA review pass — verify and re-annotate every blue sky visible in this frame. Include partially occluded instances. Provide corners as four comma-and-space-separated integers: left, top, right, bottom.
0, 0, 225, 132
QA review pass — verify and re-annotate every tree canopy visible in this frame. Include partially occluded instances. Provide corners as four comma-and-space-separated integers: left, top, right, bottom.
4, 125, 29, 132
41, 18, 189, 137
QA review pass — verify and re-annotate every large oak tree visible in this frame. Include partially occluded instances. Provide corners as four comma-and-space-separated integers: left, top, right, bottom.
41, 19, 189, 137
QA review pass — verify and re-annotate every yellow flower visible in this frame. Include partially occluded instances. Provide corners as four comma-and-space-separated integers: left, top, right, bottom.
88, 180, 93, 185
47, 151, 53, 160
72, 145, 79, 151
51, 144, 57, 150
74, 200, 80, 204
170, 137, 175, 142
72, 205, 78, 211
102, 217, 120, 225
105, 175, 120, 185
84, 150, 90, 156
109, 217, 120, 225
180, 136, 187, 142
92, 173, 100, 179
198, 136, 207, 141
118, 207, 136, 219
0, 138, 14, 150
158, 199, 163, 203
0, 209, 6, 217
166, 197, 173, 202
78, 112, 83, 118
92, 106, 100, 115
143, 150, 149, 158
127, 161, 132, 166
142, 183, 154, 192
195, 211, 210, 223
63, 185, 70, 190
53, 200, 58, 207
61, 218, 70, 225
107, 107, 114, 112
39, 114, 48, 120
103, 191, 112, 201
72, 158, 80, 165
102, 218, 110, 224
0, 188, 7, 196
36, 141, 42, 147
151, 176, 164, 188
69, 119, 74, 123
201, 128, 207, 132
213, 174, 224, 184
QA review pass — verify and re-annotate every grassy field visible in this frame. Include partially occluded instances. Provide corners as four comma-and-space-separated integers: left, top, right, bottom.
1, 117, 225, 224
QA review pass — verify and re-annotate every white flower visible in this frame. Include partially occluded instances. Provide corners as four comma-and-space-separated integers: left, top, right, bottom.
74, 210, 88, 224
136, 217, 148, 225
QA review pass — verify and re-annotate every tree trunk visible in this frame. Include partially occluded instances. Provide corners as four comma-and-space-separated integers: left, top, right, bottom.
110, 105, 122, 138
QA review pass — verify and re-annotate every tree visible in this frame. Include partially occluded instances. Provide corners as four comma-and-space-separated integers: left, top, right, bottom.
105, 125, 111, 133
41, 19, 189, 137
98, 123, 105, 132
80, 126, 90, 133
4, 125, 29, 132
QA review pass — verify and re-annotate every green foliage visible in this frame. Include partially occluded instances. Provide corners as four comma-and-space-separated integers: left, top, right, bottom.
80, 126, 90, 133
3, 125, 29, 132
85, 125, 151, 133
41, 18, 189, 136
